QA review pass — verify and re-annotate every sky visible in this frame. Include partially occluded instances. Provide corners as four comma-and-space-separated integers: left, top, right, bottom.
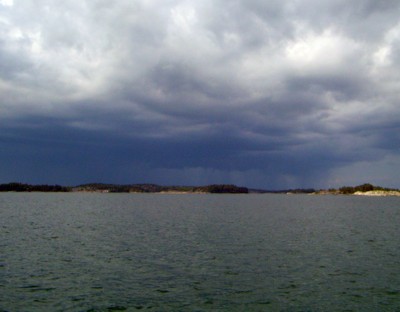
1, 0, 400, 189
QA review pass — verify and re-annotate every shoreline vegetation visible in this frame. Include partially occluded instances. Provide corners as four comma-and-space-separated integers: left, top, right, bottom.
0, 183, 249, 194
0, 182, 399, 196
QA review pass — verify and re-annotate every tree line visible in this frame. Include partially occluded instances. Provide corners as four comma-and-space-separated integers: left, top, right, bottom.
0, 183, 70, 192
0, 182, 249, 193
337, 183, 396, 194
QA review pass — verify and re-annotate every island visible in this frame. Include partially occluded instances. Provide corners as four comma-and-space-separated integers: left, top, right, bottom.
0, 182, 249, 194
313, 183, 400, 196
1, 182, 399, 196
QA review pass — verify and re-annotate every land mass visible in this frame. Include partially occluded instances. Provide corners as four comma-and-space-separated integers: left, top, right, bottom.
0, 182, 399, 196
312, 183, 400, 196
0, 182, 249, 194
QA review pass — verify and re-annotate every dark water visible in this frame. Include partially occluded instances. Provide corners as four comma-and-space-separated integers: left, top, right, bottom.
1, 193, 400, 311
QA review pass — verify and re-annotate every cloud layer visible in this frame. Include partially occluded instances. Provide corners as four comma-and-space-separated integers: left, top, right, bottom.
1, 0, 400, 188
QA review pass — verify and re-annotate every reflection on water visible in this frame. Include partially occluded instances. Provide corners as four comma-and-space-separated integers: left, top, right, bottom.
1, 193, 400, 311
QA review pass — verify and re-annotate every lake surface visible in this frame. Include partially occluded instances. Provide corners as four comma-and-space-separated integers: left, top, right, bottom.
1, 193, 400, 311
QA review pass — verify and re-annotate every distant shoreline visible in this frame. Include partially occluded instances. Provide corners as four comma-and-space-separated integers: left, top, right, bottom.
353, 190, 400, 197
0, 183, 249, 194
1, 182, 399, 196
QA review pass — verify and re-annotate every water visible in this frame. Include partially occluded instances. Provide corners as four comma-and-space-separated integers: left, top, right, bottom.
1, 193, 400, 311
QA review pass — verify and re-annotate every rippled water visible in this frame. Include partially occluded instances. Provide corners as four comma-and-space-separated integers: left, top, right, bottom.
1, 193, 400, 311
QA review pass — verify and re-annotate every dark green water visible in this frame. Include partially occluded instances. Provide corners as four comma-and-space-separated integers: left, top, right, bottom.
1, 193, 400, 311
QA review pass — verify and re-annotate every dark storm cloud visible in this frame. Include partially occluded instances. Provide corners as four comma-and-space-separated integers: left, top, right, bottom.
1, 0, 400, 188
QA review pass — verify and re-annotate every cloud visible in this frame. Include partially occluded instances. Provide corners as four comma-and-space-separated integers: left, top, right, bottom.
1, 0, 400, 188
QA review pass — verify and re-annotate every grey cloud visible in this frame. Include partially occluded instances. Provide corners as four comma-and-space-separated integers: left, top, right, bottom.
1, 0, 400, 188
291, 0, 400, 40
